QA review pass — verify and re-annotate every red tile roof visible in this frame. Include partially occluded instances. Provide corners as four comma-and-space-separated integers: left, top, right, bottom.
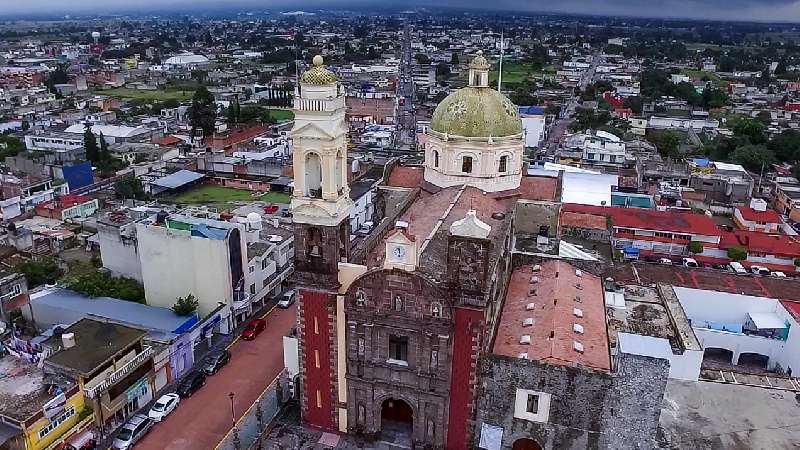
562, 204, 720, 237
493, 260, 611, 372
736, 206, 781, 224
155, 135, 181, 146
387, 166, 424, 189
720, 230, 800, 257
517, 176, 559, 202
780, 300, 800, 322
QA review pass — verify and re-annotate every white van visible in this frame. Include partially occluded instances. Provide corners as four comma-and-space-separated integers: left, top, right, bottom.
729, 262, 747, 274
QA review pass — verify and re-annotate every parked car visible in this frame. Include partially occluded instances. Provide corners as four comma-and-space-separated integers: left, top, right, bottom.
682, 258, 699, 268
658, 258, 672, 265
278, 290, 296, 308
264, 204, 280, 214
729, 261, 748, 274
772, 271, 787, 278
111, 414, 152, 449
202, 350, 231, 375
177, 370, 206, 398
241, 318, 266, 340
751, 265, 771, 276
148, 393, 180, 422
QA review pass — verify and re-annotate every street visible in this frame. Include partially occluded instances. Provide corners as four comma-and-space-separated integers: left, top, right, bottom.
394, 24, 417, 151
135, 306, 296, 450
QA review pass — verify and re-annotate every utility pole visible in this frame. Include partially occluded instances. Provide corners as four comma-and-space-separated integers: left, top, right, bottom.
497, 30, 504, 92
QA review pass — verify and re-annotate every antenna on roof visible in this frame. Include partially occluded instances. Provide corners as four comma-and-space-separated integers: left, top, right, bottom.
497, 30, 504, 92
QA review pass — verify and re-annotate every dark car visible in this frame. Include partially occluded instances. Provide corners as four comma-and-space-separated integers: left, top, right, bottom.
176, 370, 206, 398
241, 318, 266, 340
202, 350, 231, 375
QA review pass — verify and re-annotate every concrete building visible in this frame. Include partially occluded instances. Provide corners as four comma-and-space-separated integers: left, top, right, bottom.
0, 356, 87, 450
733, 199, 782, 234
42, 319, 160, 435
136, 213, 248, 323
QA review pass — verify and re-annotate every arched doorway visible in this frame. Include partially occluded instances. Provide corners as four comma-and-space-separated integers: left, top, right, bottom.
703, 347, 734, 365
380, 398, 413, 448
512, 438, 543, 450
738, 352, 769, 370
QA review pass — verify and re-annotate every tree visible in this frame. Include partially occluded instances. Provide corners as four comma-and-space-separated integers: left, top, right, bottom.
189, 85, 216, 143
622, 96, 643, 114
731, 116, 766, 145
65, 270, 145, 303
14, 257, 62, 288
114, 177, 149, 200
84, 124, 99, 163
767, 130, 800, 163
172, 293, 199, 316
450, 52, 459, 65
414, 53, 430, 65
650, 130, 683, 157
688, 241, 704, 254
727, 246, 748, 261
0, 135, 25, 159
731, 144, 776, 173
435, 62, 450, 80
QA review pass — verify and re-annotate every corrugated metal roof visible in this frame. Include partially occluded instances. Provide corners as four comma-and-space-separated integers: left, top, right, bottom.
151, 170, 204, 189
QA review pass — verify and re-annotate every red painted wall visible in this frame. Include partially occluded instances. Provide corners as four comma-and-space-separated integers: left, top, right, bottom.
300, 288, 334, 430
446, 307, 483, 449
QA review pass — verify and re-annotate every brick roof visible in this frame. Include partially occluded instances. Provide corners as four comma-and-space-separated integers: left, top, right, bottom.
493, 260, 611, 372
720, 230, 800, 257
387, 166, 424, 189
780, 300, 800, 323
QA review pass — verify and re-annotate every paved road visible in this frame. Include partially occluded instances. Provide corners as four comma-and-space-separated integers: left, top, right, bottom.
136, 306, 296, 450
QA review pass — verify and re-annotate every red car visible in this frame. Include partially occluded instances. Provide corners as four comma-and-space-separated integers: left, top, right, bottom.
264, 204, 279, 215
241, 319, 266, 340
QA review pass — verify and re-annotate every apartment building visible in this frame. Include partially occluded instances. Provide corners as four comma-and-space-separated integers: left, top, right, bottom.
42, 319, 160, 434
0, 356, 88, 450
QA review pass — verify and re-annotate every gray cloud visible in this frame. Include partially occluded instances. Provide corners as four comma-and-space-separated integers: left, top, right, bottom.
5, 0, 800, 22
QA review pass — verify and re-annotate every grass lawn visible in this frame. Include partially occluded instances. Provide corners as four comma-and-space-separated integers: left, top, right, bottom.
171, 185, 291, 205
94, 88, 194, 102
490, 62, 540, 85
679, 69, 728, 89
266, 109, 294, 121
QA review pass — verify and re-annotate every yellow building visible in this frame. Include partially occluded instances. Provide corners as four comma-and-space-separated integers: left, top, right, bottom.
0, 355, 91, 450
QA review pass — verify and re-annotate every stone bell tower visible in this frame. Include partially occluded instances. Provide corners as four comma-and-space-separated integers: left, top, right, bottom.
291, 55, 353, 432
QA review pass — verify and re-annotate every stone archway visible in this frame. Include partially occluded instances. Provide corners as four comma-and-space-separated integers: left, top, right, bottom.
379, 398, 413, 448
512, 437, 543, 450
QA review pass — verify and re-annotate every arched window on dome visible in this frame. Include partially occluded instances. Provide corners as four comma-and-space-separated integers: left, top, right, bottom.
461, 155, 473, 173
499, 155, 509, 173
433, 150, 440, 168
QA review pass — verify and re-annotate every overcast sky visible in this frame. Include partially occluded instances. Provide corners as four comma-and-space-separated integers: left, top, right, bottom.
5, 0, 800, 22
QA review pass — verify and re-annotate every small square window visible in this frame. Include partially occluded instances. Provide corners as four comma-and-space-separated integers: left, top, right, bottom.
526, 394, 539, 414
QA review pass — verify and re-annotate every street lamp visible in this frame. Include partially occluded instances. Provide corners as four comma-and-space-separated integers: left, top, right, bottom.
229, 392, 241, 450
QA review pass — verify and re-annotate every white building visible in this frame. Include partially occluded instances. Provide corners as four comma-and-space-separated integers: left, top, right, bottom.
674, 287, 800, 374
581, 130, 626, 165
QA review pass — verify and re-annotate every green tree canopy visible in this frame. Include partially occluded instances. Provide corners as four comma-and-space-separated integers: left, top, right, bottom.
84, 124, 99, 163
172, 293, 199, 316
731, 144, 776, 173
65, 270, 145, 303
189, 85, 216, 143
14, 257, 62, 288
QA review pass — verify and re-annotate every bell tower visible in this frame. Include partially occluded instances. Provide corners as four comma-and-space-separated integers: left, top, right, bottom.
291, 54, 353, 289
291, 55, 352, 432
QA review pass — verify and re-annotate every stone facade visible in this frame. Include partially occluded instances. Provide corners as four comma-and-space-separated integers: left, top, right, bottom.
474, 353, 669, 450
344, 269, 453, 448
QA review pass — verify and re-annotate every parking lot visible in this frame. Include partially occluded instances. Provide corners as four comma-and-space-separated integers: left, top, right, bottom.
133, 305, 296, 450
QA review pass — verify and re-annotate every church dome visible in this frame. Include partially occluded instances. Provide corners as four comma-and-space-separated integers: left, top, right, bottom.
300, 55, 337, 85
430, 88, 522, 138
430, 53, 521, 138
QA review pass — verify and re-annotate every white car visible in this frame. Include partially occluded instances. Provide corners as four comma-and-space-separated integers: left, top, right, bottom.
682, 258, 699, 268
751, 265, 770, 276
278, 289, 296, 308
148, 393, 180, 422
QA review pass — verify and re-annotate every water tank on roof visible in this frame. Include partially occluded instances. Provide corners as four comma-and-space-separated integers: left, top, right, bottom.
268, 234, 283, 243
246, 212, 263, 230
62, 332, 76, 349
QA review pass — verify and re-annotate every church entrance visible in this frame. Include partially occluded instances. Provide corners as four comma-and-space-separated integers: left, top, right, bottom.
379, 398, 413, 448
512, 438, 543, 450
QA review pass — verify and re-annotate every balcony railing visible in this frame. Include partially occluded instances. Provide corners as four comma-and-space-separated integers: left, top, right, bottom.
85, 346, 154, 399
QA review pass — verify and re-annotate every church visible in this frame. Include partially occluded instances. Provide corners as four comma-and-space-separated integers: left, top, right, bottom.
289, 54, 670, 450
